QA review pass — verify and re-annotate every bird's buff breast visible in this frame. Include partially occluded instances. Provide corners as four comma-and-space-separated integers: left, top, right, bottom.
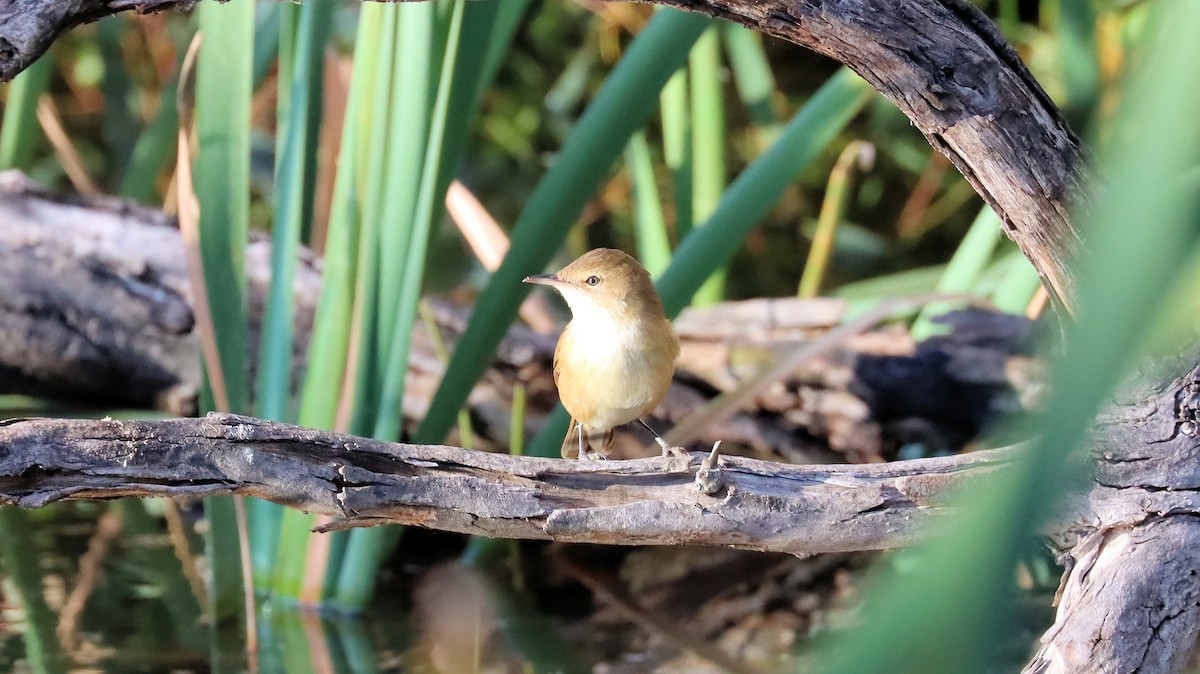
555, 316, 675, 431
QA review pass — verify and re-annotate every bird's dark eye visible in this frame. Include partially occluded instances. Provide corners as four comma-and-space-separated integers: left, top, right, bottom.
585, 275, 601, 286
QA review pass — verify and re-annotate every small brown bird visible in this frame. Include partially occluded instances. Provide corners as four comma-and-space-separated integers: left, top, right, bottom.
524, 248, 681, 459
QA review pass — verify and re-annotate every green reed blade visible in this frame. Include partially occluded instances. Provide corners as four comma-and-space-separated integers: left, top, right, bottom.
375, 1, 435, 362
990, 251, 1043, 315
798, 140, 874, 298
0, 54, 52, 170
99, 17, 138, 181
257, 0, 330, 597
194, 0, 255, 620
336, 0, 469, 612
819, 4, 1200, 672
722, 23, 782, 149
656, 68, 872, 317
0, 509, 66, 674
910, 207, 1003, 339
661, 67, 692, 238
626, 130, 671, 277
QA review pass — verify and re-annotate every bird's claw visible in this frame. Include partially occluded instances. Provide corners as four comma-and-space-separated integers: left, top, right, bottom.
653, 436, 689, 459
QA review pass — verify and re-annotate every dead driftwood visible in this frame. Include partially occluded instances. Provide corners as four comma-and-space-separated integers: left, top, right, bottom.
0, 413, 1016, 554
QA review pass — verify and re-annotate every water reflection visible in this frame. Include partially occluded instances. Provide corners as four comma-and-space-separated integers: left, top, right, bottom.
0, 503, 586, 673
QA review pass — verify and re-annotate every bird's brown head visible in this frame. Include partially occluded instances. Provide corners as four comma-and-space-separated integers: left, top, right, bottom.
523, 248, 664, 322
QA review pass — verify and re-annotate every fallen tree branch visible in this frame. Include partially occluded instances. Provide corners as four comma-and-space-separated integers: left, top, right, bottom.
0, 412, 1015, 555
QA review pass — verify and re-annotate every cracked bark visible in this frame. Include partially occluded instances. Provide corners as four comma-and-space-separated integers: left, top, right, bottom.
0, 413, 1015, 555
1021, 358, 1200, 674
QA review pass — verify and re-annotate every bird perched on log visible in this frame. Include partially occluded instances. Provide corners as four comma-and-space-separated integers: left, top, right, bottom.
524, 248, 682, 459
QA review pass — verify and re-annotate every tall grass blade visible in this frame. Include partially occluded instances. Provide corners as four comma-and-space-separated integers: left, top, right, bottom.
297, 10, 378, 433
194, 5, 253, 416
990, 251, 1043, 315
253, 3, 283, 90
257, 0, 328, 597
910, 207, 1003, 339
656, 68, 872, 316
99, 17, 138, 181
375, 2, 435, 362
722, 24, 782, 149
660, 67, 692, 238
346, 10, 399, 437
0, 55, 52, 170
120, 72, 181, 203
819, 4, 1200, 671
337, 0, 470, 611
689, 27, 727, 305
0, 510, 65, 674
271, 5, 384, 607
416, 9, 710, 447
257, 3, 321, 422
194, 0, 255, 621
626, 130, 671, 276
798, 140, 874, 298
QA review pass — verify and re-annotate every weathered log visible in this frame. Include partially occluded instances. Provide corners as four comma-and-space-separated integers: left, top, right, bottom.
1025, 519, 1200, 674
0, 412, 1015, 554
0, 170, 318, 415
1021, 357, 1200, 674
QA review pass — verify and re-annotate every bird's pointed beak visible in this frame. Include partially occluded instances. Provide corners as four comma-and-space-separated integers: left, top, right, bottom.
523, 273, 566, 287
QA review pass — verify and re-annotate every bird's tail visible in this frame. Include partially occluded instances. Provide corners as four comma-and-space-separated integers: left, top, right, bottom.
561, 419, 615, 459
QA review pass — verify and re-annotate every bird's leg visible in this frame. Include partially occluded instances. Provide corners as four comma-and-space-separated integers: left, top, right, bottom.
638, 419, 688, 458
578, 422, 607, 461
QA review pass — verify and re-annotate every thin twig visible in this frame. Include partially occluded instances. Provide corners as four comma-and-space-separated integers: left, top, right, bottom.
445, 179, 558, 334
161, 498, 209, 612
36, 95, 100, 195
56, 509, 123, 652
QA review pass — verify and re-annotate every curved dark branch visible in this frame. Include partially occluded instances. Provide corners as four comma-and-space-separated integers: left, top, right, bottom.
636, 0, 1086, 311
0, 0, 195, 81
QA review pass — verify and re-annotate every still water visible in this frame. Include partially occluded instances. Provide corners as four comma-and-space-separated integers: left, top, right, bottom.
0, 500, 591, 674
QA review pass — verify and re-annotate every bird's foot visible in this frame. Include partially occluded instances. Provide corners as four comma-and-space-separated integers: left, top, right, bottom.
581, 448, 609, 461
654, 436, 689, 459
